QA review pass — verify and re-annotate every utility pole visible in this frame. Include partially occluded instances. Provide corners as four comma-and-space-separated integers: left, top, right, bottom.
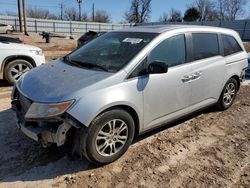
219, 0, 223, 21
77, 0, 82, 21
60, 3, 63, 20
92, 3, 95, 22
22, 0, 28, 35
17, 0, 23, 32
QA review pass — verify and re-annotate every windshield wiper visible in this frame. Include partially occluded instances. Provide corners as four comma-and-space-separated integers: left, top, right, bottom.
64, 57, 109, 72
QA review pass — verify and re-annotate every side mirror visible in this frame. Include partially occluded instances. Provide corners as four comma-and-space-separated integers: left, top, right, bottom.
148, 61, 168, 74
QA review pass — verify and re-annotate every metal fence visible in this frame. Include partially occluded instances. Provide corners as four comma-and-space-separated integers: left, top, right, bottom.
136, 20, 250, 41
1, 15, 250, 41
0, 15, 132, 34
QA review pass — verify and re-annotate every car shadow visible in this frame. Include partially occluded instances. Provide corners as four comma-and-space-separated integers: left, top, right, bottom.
133, 106, 215, 143
0, 79, 11, 87
0, 105, 216, 183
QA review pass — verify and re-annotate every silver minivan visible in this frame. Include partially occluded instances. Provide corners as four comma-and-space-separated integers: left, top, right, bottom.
12, 25, 248, 165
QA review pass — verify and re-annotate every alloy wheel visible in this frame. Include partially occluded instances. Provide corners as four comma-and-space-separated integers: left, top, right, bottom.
10, 63, 30, 81
223, 82, 236, 106
95, 119, 128, 157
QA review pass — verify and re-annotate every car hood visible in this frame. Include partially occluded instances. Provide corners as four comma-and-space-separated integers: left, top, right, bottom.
17, 59, 114, 102
0, 42, 41, 50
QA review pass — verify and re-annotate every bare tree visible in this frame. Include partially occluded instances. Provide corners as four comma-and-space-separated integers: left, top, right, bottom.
194, 0, 217, 21
223, 0, 246, 20
64, 7, 78, 21
94, 10, 111, 23
64, 7, 88, 21
4, 11, 17, 16
168, 9, 182, 22
26, 7, 57, 19
124, 0, 152, 23
159, 13, 168, 22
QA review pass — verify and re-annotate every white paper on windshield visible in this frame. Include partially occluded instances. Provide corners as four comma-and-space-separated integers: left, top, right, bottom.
123, 38, 143, 44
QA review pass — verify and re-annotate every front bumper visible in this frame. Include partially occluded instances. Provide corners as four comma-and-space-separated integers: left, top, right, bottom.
11, 89, 75, 147
14, 115, 72, 147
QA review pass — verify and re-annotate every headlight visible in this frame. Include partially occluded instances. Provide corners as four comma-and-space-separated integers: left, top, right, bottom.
30, 49, 43, 56
25, 100, 75, 119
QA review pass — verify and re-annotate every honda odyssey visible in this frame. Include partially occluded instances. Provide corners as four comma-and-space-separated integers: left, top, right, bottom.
12, 25, 248, 165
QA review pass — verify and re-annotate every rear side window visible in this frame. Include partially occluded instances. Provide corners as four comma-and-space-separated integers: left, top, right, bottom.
149, 34, 186, 67
192, 33, 219, 60
222, 34, 242, 56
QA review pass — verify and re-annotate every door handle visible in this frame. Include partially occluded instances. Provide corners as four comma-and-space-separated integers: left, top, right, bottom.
192, 71, 202, 80
181, 75, 192, 82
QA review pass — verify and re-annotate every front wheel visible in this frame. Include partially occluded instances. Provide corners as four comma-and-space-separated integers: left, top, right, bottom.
6, 30, 11, 34
216, 78, 238, 110
76, 109, 135, 165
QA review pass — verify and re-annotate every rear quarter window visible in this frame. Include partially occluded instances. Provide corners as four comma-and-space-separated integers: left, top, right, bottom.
222, 34, 242, 56
192, 33, 219, 60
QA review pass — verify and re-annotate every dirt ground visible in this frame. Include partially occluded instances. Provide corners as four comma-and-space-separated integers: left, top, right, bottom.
0, 33, 250, 188
0, 81, 249, 188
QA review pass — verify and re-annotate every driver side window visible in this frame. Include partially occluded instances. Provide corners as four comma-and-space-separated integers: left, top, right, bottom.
148, 34, 186, 67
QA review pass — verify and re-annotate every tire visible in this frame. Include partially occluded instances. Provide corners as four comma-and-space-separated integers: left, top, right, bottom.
75, 108, 135, 165
4, 59, 33, 85
216, 78, 238, 110
6, 30, 11, 34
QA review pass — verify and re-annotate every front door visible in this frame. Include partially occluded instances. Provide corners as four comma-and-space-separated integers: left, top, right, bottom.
142, 34, 193, 130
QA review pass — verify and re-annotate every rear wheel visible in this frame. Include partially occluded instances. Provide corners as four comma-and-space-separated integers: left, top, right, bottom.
75, 109, 135, 165
216, 78, 238, 110
4, 59, 33, 85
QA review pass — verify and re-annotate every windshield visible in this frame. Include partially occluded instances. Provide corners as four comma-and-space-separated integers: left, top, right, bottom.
66, 32, 158, 73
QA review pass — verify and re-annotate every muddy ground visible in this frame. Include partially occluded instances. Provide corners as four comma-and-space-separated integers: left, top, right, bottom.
0, 79, 249, 188
0, 33, 250, 187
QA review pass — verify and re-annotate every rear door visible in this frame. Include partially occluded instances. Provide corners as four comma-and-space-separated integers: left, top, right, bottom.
189, 33, 225, 107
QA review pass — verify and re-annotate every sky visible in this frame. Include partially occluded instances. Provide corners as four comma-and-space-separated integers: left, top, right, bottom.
0, 0, 249, 23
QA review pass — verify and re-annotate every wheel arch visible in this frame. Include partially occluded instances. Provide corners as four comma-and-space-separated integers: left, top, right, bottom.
71, 102, 141, 139
230, 75, 240, 91
1, 55, 36, 76
99, 105, 140, 138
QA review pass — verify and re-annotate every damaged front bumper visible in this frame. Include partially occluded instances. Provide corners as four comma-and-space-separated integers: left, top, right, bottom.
15, 118, 72, 147
11, 89, 79, 147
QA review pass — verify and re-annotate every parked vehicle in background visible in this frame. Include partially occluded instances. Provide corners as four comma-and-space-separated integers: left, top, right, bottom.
246, 52, 250, 77
0, 24, 14, 34
77, 31, 106, 47
0, 42, 45, 84
12, 25, 248, 165
0, 36, 23, 44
